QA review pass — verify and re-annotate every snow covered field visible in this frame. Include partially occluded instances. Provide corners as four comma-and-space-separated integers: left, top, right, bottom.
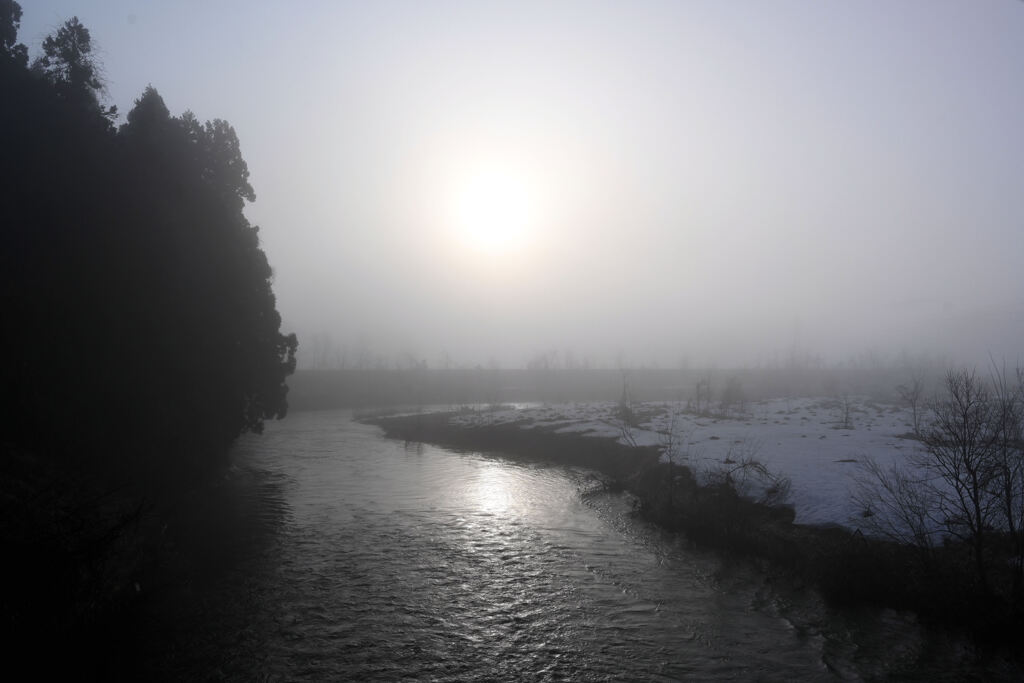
450, 397, 923, 528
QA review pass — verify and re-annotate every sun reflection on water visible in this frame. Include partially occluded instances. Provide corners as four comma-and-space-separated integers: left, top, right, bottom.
470, 461, 518, 516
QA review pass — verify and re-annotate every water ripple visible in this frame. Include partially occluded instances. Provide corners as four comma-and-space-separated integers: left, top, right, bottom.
151, 410, 988, 681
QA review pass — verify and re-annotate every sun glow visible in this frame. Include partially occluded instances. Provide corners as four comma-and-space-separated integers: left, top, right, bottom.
448, 165, 540, 255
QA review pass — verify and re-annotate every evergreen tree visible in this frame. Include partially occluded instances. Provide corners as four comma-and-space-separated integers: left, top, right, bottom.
2, 15, 297, 479
33, 16, 116, 121
0, 0, 28, 67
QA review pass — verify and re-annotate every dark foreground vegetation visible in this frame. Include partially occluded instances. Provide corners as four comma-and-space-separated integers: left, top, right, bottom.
1, 4, 295, 676
368, 405, 1024, 658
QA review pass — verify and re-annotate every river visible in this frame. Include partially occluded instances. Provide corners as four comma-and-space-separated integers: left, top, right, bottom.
143, 410, 1010, 681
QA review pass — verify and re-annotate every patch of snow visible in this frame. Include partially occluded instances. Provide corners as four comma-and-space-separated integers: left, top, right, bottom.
445, 396, 925, 528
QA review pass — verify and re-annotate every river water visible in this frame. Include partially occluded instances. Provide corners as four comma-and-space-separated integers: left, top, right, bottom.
147, 410, 1011, 681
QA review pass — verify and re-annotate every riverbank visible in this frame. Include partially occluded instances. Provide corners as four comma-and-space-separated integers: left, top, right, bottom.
365, 407, 1024, 655
0, 442, 285, 680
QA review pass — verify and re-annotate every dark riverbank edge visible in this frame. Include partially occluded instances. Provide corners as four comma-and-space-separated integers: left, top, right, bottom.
0, 443, 288, 680
366, 409, 1024, 655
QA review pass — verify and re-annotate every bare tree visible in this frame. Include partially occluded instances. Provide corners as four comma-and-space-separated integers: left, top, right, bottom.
693, 376, 712, 416
839, 394, 854, 430
660, 403, 689, 469
852, 457, 938, 564
705, 437, 791, 507
657, 403, 693, 507
853, 367, 1024, 595
615, 371, 640, 447
916, 369, 999, 591
618, 371, 638, 423
897, 370, 926, 436
719, 376, 746, 417
987, 362, 1024, 595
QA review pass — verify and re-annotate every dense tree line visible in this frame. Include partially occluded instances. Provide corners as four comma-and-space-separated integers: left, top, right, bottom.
1, 3, 296, 480
1, 5, 297, 672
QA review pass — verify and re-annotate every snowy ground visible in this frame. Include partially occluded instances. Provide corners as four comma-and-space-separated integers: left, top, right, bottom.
449, 397, 924, 528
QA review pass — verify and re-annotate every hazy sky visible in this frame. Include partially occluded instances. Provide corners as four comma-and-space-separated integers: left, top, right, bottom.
21, 1, 1024, 368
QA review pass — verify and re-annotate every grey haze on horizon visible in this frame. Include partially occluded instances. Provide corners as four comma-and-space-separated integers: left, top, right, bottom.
21, 1, 1024, 368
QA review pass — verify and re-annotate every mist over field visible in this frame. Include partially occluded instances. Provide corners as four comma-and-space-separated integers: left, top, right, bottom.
20, 0, 1024, 369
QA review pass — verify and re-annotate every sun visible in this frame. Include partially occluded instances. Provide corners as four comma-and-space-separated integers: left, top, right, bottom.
449, 166, 538, 254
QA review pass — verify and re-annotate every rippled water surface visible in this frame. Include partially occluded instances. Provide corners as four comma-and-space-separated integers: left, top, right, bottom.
153, 411, 1008, 681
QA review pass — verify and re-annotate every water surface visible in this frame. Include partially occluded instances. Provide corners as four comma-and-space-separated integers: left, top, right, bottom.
150, 410, 1003, 681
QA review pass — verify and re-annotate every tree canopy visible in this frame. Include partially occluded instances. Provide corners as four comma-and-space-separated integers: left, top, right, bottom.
0, 0, 27, 66
1, 7, 297, 480
31, 15, 116, 121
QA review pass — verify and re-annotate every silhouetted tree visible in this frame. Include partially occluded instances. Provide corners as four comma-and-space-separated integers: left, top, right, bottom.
32, 16, 116, 121
693, 376, 712, 416
918, 370, 998, 592
852, 457, 937, 565
897, 370, 926, 436
2, 16, 296, 479
855, 366, 1024, 603
0, 0, 27, 67
121, 84, 170, 133
0, 10, 298, 672
719, 376, 745, 416
987, 363, 1024, 597
114, 85, 297, 458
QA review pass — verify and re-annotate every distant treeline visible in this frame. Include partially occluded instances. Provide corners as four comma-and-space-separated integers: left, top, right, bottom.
1, 6, 296, 480
288, 364, 929, 411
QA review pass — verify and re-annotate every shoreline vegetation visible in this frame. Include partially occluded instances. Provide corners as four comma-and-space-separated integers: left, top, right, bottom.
364, 406, 1024, 656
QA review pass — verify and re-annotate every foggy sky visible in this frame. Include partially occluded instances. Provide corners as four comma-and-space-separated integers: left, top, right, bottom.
22, 1, 1024, 368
